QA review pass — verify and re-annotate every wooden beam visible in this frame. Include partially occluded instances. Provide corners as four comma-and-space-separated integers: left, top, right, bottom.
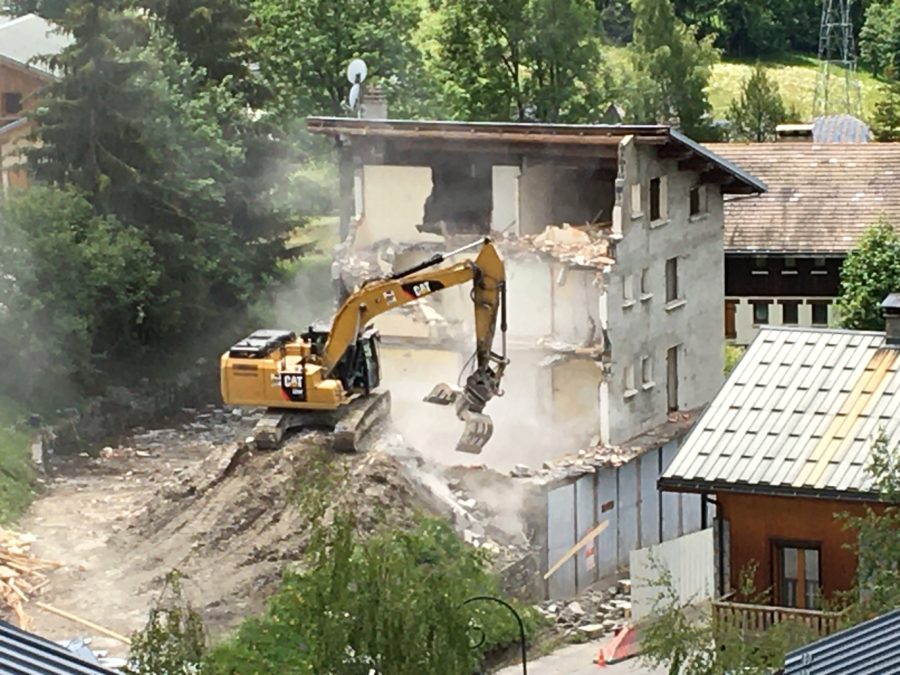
34, 602, 132, 645
543, 520, 609, 580
700, 169, 736, 185
657, 145, 694, 161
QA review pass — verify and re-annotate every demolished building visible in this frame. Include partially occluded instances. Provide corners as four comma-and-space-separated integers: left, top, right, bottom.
308, 115, 767, 599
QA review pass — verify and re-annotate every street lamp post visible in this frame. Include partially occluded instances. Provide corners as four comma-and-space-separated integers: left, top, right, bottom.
463, 595, 527, 675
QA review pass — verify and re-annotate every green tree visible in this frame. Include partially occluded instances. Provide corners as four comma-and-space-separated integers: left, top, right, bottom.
727, 63, 788, 141
872, 77, 900, 141
640, 562, 815, 674
836, 219, 900, 331
627, 0, 718, 139
205, 451, 541, 674
840, 435, 900, 620
427, 0, 606, 123
251, 0, 428, 119
0, 186, 158, 405
860, 0, 900, 78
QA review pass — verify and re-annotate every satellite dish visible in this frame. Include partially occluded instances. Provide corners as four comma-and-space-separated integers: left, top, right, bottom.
348, 83, 361, 110
347, 58, 368, 84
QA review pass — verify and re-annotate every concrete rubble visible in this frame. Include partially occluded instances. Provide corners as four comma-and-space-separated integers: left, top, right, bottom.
536, 578, 633, 639
498, 223, 615, 269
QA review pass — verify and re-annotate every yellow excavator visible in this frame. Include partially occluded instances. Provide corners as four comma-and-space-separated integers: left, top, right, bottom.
219, 237, 508, 454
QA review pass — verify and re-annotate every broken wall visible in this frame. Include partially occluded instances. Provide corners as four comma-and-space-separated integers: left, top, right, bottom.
605, 142, 726, 444
518, 161, 616, 236
356, 165, 437, 246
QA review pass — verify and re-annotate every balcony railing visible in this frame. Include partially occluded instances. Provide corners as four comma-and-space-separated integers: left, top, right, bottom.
712, 594, 846, 638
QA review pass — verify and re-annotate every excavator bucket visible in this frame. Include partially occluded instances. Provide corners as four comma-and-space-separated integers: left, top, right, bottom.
423, 382, 460, 406
456, 410, 494, 455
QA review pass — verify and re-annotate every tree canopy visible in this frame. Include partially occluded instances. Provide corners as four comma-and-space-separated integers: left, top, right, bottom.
836, 220, 900, 331
727, 62, 789, 141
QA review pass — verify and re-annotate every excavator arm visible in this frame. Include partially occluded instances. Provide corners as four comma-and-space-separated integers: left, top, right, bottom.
323, 237, 508, 453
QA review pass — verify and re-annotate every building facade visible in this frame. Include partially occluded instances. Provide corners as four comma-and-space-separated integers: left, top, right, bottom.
707, 143, 900, 344
309, 117, 765, 469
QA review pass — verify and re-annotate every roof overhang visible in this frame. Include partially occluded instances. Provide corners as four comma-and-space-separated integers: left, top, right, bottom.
658, 475, 881, 503
0, 52, 55, 80
307, 117, 768, 195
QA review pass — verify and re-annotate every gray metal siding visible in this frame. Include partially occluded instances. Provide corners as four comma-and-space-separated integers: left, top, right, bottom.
0, 621, 115, 675
639, 453, 660, 548
783, 609, 900, 675
596, 468, 619, 575
547, 483, 577, 598
575, 474, 596, 591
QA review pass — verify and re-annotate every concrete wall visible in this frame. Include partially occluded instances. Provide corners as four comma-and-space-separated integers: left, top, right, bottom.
492, 165, 520, 234
605, 142, 726, 444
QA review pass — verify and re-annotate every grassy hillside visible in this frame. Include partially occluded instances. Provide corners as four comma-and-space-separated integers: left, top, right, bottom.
0, 397, 35, 523
708, 56, 885, 122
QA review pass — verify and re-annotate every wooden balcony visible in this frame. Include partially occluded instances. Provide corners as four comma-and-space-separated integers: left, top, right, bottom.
712, 595, 846, 638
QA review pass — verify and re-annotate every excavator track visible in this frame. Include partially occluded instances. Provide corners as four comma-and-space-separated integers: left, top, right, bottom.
252, 390, 392, 452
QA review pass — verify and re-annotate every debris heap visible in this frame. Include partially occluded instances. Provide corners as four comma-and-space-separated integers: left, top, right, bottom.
536, 578, 633, 640
0, 529, 60, 629
499, 223, 615, 268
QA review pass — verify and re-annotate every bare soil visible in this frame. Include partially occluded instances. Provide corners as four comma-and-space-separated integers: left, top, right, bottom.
16, 414, 442, 659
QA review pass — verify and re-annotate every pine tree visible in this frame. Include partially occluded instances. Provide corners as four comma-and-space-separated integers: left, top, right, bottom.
872, 78, 900, 142
727, 63, 788, 142
628, 0, 718, 140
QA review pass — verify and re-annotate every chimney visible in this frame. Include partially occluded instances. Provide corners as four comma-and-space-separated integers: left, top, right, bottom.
361, 85, 388, 120
883, 293, 900, 346
775, 123, 814, 142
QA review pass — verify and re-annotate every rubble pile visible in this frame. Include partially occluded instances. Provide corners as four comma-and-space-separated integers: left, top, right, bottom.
0, 528, 61, 628
500, 223, 615, 268
536, 579, 633, 640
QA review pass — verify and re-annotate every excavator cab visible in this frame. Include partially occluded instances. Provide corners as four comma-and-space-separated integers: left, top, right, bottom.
302, 324, 382, 395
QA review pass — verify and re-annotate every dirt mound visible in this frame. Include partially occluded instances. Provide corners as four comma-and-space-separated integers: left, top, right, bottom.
127, 432, 444, 632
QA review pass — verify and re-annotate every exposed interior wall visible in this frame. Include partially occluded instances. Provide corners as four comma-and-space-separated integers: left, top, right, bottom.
605, 143, 726, 444
717, 492, 877, 603
518, 160, 616, 235
491, 165, 520, 234
356, 165, 437, 246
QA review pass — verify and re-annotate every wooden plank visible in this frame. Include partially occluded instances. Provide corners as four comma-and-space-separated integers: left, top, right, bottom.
543, 520, 609, 580
34, 602, 131, 645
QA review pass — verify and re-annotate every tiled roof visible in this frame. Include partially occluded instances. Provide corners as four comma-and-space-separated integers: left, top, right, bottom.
0, 620, 117, 674
307, 117, 768, 195
707, 142, 900, 254
783, 609, 900, 674
660, 326, 900, 500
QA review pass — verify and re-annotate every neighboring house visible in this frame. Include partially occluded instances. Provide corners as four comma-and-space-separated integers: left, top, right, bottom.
782, 608, 900, 675
659, 300, 900, 634
0, 13, 70, 196
0, 619, 118, 673
309, 115, 765, 458
708, 142, 900, 344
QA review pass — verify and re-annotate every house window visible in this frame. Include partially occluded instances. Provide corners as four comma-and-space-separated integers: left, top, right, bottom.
782, 256, 798, 275
641, 355, 653, 387
780, 301, 799, 325
752, 300, 770, 325
812, 257, 828, 275
811, 301, 829, 326
774, 543, 821, 610
630, 183, 642, 217
650, 176, 668, 222
666, 345, 679, 412
624, 364, 636, 397
1, 92, 22, 116
665, 257, 678, 303
622, 274, 634, 304
640, 268, 650, 298
752, 255, 768, 276
689, 185, 707, 216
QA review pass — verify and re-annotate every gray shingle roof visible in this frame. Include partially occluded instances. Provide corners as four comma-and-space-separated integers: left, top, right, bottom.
783, 609, 900, 674
706, 142, 900, 254
660, 326, 900, 500
0, 620, 117, 674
